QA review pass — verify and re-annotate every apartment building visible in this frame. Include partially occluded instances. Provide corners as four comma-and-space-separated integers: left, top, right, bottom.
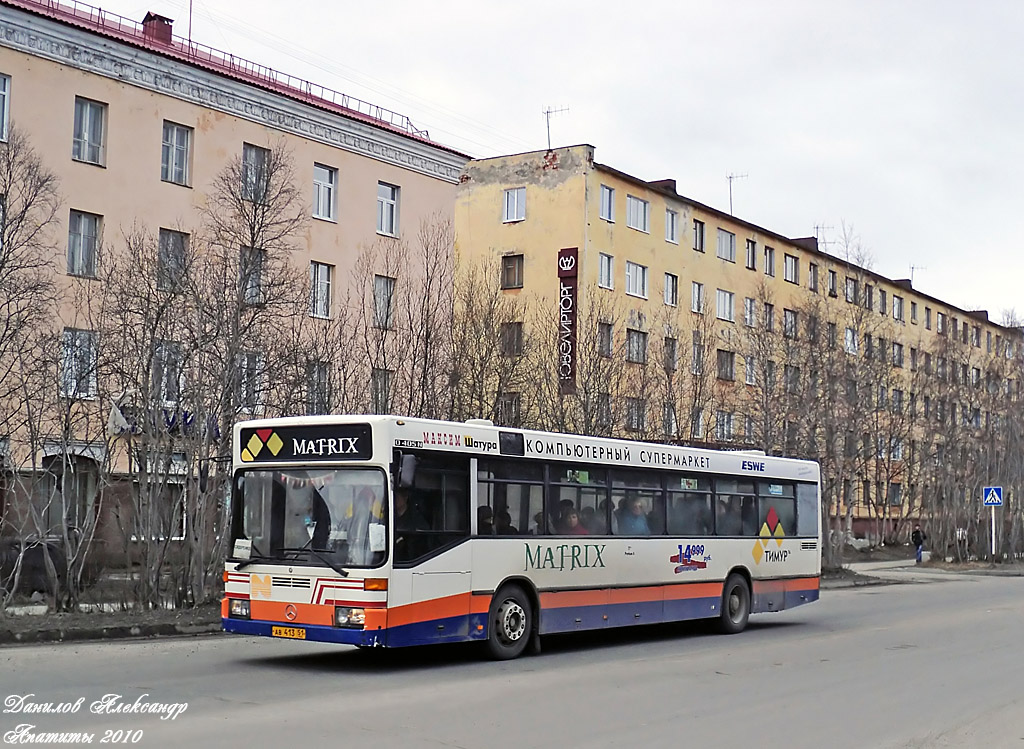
0, 0, 467, 564
455, 145, 1022, 538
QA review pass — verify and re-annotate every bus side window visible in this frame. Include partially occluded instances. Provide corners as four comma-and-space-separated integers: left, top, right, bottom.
758, 482, 796, 536
478, 459, 543, 536
715, 479, 756, 536
395, 454, 469, 565
795, 483, 818, 536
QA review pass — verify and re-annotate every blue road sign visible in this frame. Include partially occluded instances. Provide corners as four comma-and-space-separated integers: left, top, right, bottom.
983, 486, 1003, 506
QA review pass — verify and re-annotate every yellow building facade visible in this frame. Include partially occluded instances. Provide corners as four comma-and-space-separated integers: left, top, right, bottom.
456, 144, 1021, 538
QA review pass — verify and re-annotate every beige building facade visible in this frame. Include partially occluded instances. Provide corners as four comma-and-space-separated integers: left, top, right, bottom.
456, 145, 1022, 539
0, 0, 467, 569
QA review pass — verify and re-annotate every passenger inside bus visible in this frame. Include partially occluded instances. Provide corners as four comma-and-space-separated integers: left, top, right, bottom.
394, 487, 429, 561
561, 508, 588, 535
477, 505, 493, 535
616, 495, 651, 536
494, 510, 519, 535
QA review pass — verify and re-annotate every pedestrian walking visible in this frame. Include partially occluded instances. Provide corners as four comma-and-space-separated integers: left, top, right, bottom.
912, 524, 927, 564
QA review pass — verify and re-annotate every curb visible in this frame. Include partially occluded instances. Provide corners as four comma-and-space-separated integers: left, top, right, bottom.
0, 621, 222, 645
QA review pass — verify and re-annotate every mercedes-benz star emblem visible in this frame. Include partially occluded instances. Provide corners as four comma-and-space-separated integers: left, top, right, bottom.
285, 604, 297, 621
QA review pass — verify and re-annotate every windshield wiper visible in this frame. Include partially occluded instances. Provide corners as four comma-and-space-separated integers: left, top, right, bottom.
276, 546, 349, 578
233, 542, 271, 571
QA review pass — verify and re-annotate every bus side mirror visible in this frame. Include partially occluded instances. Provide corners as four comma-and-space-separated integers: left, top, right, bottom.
398, 454, 418, 489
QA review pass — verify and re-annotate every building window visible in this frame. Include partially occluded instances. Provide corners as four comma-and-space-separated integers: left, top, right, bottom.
784, 254, 799, 284
717, 229, 736, 262
626, 195, 650, 232
497, 392, 522, 427
373, 274, 396, 329
716, 289, 735, 322
241, 143, 269, 202
745, 239, 757, 270
626, 328, 648, 364
893, 295, 905, 322
715, 411, 734, 442
861, 284, 872, 310
693, 219, 705, 252
691, 410, 705, 439
911, 301, 918, 324
625, 397, 647, 432
665, 209, 678, 243
892, 342, 904, 368
599, 185, 615, 222
925, 307, 932, 330
745, 356, 756, 385
67, 210, 100, 277
240, 246, 265, 305
764, 302, 775, 332
936, 312, 947, 334
744, 297, 756, 327
152, 340, 183, 406
879, 288, 887, 315
663, 402, 678, 437
783, 308, 798, 339
501, 254, 524, 289
808, 263, 819, 292
503, 187, 525, 222
691, 282, 705, 314
598, 322, 613, 358
716, 349, 735, 381
663, 336, 678, 371
987, 330, 992, 352
664, 273, 678, 306
371, 367, 392, 413
764, 246, 775, 277
313, 164, 337, 220
0, 74, 9, 142
845, 277, 859, 304
72, 97, 106, 165
625, 261, 648, 298
306, 359, 330, 414
784, 364, 800, 394
157, 228, 187, 291
500, 322, 524, 357
827, 322, 837, 349
845, 327, 858, 355
828, 269, 837, 296
691, 333, 704, 375
972, 326, 981, 347
910, 347, 918, 370
597, 392, 612, 428
310, 261, 332, 318
598, 253, 614, 289
60, 328, 98, 398
160, 121, 191, 186
376, 182, 399, 236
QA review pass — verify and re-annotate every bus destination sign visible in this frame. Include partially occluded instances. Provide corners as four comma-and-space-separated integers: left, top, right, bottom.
239, 424, 372, 462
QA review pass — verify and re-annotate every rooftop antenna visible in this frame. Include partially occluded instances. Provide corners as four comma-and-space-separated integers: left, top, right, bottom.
726, 172, 747, 215
813, 223, 834, 250
910, 264, 927, 284
542, 106, 568, 150
187, 0, 193, 52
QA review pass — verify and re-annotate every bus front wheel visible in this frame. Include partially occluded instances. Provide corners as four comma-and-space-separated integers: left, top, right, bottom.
718, 573, 750, 634
485, 585, 532, 660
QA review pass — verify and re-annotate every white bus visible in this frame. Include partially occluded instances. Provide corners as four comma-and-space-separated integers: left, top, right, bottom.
223, 415, 821, 658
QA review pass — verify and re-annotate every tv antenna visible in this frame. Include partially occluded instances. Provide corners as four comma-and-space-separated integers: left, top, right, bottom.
542, 106, 568, 150
726, 172, 747, 215
813, 223, 834, 251
910, 264, 927, 284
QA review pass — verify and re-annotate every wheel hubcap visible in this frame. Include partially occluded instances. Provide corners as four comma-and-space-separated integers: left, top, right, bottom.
497, 599, 526, 643
728, 588, 743, 620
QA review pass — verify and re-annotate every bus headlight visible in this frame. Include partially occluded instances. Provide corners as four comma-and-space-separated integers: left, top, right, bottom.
229, 599, 250, 619
335, 606, 365, 628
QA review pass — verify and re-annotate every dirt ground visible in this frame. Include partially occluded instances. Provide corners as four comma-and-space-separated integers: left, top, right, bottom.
0, 601, 221, 637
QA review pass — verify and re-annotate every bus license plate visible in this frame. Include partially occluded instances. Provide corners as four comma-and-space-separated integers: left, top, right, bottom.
271, 626, 306, 640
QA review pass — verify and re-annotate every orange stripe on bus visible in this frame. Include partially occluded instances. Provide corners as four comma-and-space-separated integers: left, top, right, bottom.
387, 593, 473, 628
250, 601, 333, 626
753, 577, 819, 594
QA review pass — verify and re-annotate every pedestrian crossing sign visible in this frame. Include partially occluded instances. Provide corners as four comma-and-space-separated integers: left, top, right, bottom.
983, 486, 1003, 506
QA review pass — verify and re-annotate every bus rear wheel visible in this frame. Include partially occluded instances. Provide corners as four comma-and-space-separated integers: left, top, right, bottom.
718, 573, 750, 634
485, 585, 532, 660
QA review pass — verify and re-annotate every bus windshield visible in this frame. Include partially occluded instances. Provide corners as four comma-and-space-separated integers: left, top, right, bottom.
233, 468, 387, 568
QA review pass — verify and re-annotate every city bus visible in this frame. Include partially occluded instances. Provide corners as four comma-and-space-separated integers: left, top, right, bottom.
223, 415, 821, 659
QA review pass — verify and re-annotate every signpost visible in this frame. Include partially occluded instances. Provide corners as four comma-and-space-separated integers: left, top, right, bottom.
982, 486, 1003, 558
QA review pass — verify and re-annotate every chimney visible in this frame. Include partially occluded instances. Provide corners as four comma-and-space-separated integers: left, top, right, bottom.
142, 12, 173, 45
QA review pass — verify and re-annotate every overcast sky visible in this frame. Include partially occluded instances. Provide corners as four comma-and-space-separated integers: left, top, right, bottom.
96, 0, 1022, 321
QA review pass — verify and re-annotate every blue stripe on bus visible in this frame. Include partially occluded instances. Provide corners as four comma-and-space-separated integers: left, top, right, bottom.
222, 618, 387, 647
540, 596, 721, 634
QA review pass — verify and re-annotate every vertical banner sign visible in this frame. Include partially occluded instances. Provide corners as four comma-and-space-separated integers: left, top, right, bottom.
557, 247, 579, 395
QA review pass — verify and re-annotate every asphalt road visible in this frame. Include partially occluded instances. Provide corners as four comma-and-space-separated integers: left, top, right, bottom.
2, 571, 1022, 749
